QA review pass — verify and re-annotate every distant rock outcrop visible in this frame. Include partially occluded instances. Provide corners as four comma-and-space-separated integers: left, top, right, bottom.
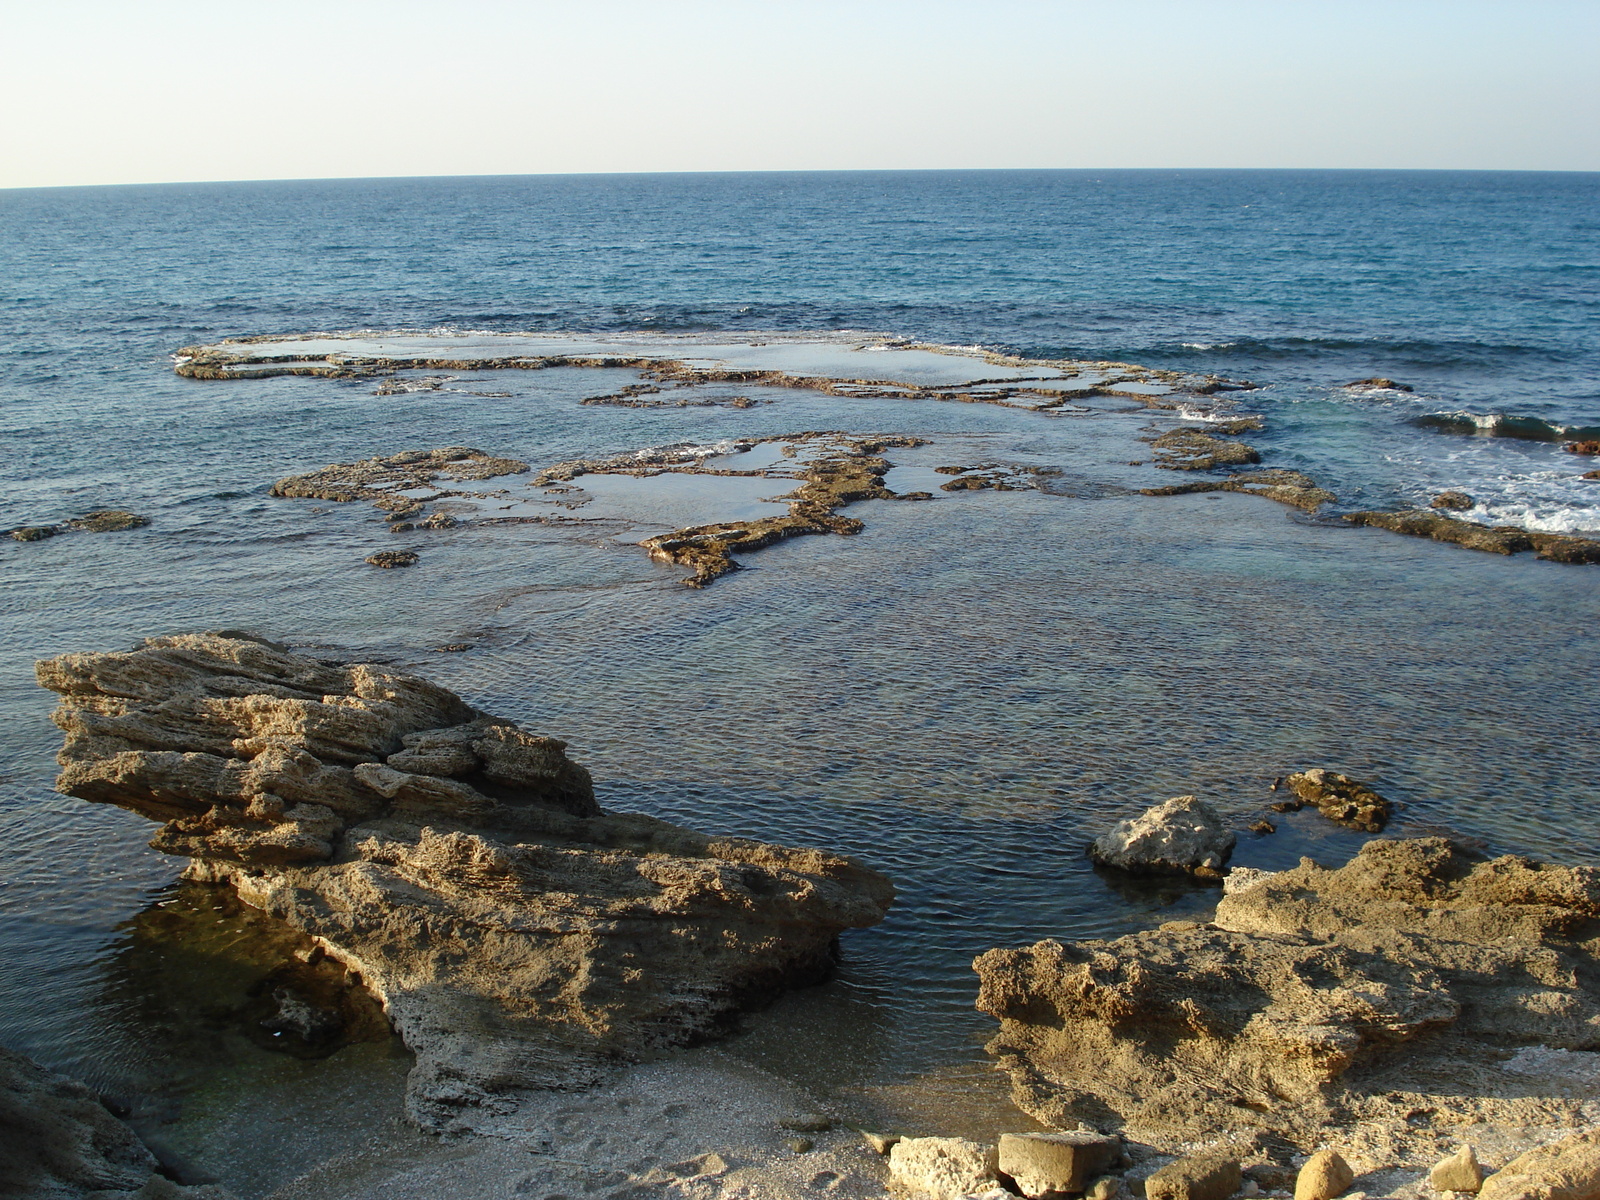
975, 838, 1600, 1159
39, 633, 894, 1131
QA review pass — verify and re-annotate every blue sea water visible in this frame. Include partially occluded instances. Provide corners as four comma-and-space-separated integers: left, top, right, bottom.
1, 170, 1598, 1194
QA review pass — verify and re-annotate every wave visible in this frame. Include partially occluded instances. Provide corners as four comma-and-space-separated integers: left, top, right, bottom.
1411, 411, 1600, 444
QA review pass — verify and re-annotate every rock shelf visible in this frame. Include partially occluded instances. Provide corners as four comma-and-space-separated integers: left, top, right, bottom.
974, 837, 1600, 1162
38, 632, 894, 1131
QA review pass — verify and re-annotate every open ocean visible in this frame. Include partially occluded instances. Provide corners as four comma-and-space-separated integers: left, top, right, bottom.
2, 170, 1598, 1195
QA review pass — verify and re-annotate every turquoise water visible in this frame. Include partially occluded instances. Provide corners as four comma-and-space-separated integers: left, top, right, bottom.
1, 171, 1597, 1195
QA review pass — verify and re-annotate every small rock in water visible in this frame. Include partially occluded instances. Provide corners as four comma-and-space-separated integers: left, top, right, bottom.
1088, 795, 1236, 879
366, 549, 419, 568
1431, 1145, 1484, 1193
1248, 818, 1276, 835
862, 1131, 901, 1155
1564, 440, 1600, 456
1145, 1155, 1242, 1200
1344, 377, 1413, 391
66, 509, 150, 533
1285, 769, 1390, 832
889, 1137, 1000, 1200
1431, 491, 1475, 511
1294, 1150, 1355, 1200
999, 1131, 1123, 1198
9, 525, 59, 542
780, 1112, 833, 1133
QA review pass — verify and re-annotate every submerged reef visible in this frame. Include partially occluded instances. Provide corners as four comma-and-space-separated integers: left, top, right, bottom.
38, 632, 894, 1131
975, 836, 1600, 1163
7, 509, 149, 543
1344, 509, 1600, 564
270, 446, 528, 511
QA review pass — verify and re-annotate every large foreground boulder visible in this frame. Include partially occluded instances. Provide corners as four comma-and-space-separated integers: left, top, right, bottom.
39, 633, 895, 1131
0, 1044, 234, 1198
974, 838, 1600, 1158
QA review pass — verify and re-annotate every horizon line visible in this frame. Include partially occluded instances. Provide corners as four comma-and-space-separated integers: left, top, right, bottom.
5, 164, 1600, 195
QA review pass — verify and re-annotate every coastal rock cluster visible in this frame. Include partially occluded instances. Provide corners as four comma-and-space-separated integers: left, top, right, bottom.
8, 509, 150, 543
38, 632, 894, 1130
974, 837, 1600, 1158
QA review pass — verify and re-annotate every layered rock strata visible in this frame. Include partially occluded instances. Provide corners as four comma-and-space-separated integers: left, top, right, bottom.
975, 838, 1600, 1158
39, 633, 894, 1130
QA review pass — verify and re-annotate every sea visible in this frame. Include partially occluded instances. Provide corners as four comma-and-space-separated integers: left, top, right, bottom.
1, 170, 1597, 1196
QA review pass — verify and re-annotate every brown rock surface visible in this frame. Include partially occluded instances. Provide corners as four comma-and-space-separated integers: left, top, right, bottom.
1284, 768, 1391, 832
1147, 428, 1262, 471
1146, 1155, 1242, 1200
1294, 1150, 1354, 1200
1431, 1145, 1486, 1193
39, 633, 894, 1131
1344, 509, 1600, 564
1480, 1128, 1600, 1200
974, 838, 1600, 1158
998, 1131, 1122, 1197
0, 1044, 235, 1199
1140, 468, 1335, 512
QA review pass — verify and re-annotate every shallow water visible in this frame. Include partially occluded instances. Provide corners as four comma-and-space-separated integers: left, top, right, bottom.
2, 170, 1597, 1195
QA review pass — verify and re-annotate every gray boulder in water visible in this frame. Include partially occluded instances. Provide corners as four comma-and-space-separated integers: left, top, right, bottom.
1088, 795, 1235, 879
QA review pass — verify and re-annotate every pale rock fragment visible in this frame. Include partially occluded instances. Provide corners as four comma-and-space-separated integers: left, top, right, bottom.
1088, 795, 1236, 878
1479, 1128, 1600, 1200
889, 1136, 1001, 1199
998, 1131, 1123, 1197
1431, 1145, 1484, 1193
1294, 1150, 1354, 1200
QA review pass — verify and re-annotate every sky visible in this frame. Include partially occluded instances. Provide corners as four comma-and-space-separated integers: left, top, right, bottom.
2, 0, 1597, 189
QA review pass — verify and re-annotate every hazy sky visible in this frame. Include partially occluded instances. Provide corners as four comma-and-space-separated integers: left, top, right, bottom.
3, 0, 1597, 188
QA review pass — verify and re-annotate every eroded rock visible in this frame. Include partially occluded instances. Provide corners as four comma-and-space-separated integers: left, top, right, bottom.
998, 1131, 1122, 1198
1284, 768, 1391, 832
1432, 491, 1476, 511
39, 633, 894, 1130
974, 838, 1600, 1158
1432, 1145, 1485, 1193
1147, 428, 1262, 472
1147, 1154, 1241, 1200
1480, 1128, 1600, 1200
888, 1136, 1000, 1199
1294, 1150, 1353, 1200
0, 1044, 236, 1198
1344, 509, 1600, 564
1088, 796, 1235, 879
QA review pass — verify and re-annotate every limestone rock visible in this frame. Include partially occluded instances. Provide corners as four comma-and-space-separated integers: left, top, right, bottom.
1085, 1177, 1124, 1200
1294, 1150, 1354, 1200
865, 1131, 903, 1155
889, 1137, 1001, 1199
1431, 1145, 1485, 1193
1088, 796, 1235, 879
0, 1044, 236, 1198
39, 633, 895, 1131
975, 838, 1600, 1155
1343, 509, 1600, 564
1285, 769, 1391, 832
998, 1131, 1122, 1197
1146, 1155, 1242, 1200
366, 549, 418, 568
1431, 491, 1475, 511
1480, 1129, 1600, 1200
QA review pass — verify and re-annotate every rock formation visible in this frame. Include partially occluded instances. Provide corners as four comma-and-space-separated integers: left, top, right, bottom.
1282, 768, 1390, 832
0, 1044, 234, 1199
1088, 796, 1235, 879
1140, 469, 1335, 513
8, 509, 149, 543
39, 633, 894, 1131
974, 838, 1600, 1158
1344, 509, 1600, 564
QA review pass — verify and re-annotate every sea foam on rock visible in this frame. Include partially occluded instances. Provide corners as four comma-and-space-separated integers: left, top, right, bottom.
975, 837, 1600, 1158
38, 632, 895, 1131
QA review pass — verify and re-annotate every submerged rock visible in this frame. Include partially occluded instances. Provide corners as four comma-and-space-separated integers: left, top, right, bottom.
1088, 796, 1235, 879
1141, 468, 1335, 512
7, 510, 149, 542
1344, 378, 1413, 392
0, 1044, 235, 1198
1147, 428, 1262, 472
1284, 768, 1391, 832
974, 837, 1600, 1157
365, 549, 419, 568
39, 633, 894, 1130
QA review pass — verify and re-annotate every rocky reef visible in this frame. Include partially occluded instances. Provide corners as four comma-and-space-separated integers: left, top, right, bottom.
975, 837, 1600, 1162
38, 632, 894, 1130
8, 509, 149, 543
1344, 509, 1600, 564
0, 1044, 234, 1198
1140, 469, 1336, 513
